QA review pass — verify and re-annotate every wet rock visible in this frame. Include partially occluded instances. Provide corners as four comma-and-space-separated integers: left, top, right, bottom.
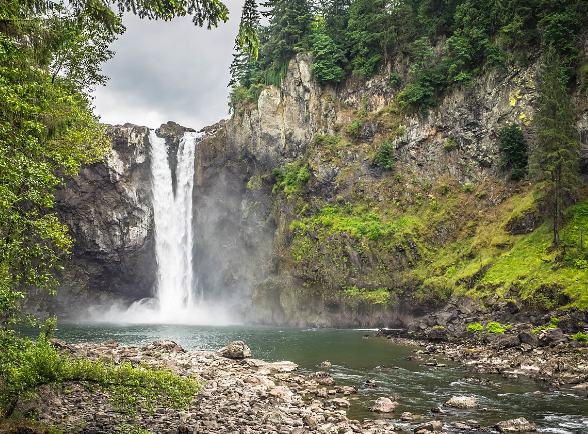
318, 360, 332, 368
518, 331, 539, 347
400, 412, 414, 421
308, 371, 336, 386
147, 339, 185, 353
363, 379, 378, 388
370, 397, 397, 413
217, 341, 252, 359
324, 397, 350, 408
414, 420, 443, 433
444, 395, 478, 409
492, 335, 521, 349
459, 377, 501, 389
335, 385, 357, 395
538, 328, 567, 347
494, 417, 537, 432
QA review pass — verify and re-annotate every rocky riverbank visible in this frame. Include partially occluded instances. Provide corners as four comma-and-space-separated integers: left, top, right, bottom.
3, 337, 571, 434
384, 303, 588, 388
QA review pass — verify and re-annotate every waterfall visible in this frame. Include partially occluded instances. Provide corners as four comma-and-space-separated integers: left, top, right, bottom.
88, 128, 233, 325
149, 130, 198, 320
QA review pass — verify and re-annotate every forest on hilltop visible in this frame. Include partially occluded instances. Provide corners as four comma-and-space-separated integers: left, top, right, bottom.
230, 0, 588, 109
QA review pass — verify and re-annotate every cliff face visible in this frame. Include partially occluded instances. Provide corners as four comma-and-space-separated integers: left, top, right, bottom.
50, 49, 588, 325
33, 125, 156, 318
201, 51, 588, 326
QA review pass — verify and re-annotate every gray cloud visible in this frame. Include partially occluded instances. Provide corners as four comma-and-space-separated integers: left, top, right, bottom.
93, 0, 245, 130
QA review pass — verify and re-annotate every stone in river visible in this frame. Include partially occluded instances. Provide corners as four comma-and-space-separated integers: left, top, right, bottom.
494, 417, 537, 433
414, 420, 443, 433
217, 341, 252, 359
444, 395, 478, 409
370, 397, 397, 413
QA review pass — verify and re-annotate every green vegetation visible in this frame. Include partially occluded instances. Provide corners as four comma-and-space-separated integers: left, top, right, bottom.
533, 317, 560, 333
499, 124, 528, 180
1, 0, 231, 425
571, 332, 588, 342
444, 139, 457, 151
374, 141, 396, 170
487, 321, 506, 334
467, 322, 484, 332
272, 163, 311, 197
530, 47, 581, 246
0, 323, 201, 419
343, 286, 391, 306
229, 0, 587, 113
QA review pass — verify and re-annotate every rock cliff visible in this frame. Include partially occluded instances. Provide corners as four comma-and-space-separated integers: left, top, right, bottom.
29, 124, 156, 318
49, 49, 588, 326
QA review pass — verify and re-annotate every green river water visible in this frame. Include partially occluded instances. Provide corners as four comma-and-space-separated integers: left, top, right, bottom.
51, 323, 587, 433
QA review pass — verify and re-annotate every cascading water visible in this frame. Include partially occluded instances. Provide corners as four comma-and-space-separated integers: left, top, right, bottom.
149, 130, 198, 320
88, 128, 233, 325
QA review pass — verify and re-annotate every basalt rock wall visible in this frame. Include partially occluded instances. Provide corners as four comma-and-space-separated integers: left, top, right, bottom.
48, 47, 588, 326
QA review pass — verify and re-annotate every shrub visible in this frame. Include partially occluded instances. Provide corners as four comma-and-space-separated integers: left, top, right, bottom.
467, 322, 484, 332
533, 317, 559, 334
374, 141, 395, 170
571, 332, 588, 342
0, 330, 202, 418
440, 184, 450, 195
462, 183, 474, 193
272, 163, 311, 197
346, 119, 362, 139
444, 138, 457, 151
487, 322, 506, 334
389, 72, 401, 88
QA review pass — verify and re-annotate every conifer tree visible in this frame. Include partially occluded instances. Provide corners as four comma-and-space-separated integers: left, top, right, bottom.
531, 47, 580, 245
260, 0, 312, 85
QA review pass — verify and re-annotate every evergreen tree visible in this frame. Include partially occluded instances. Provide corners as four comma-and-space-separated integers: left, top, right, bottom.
531, 47, 580, 245
346, 0, 391, 78
310, 17, 347, 84
260, 0, 312, 85
499, 123, 528, 181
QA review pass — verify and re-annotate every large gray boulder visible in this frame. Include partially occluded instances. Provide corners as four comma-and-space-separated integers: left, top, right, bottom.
495, 417, 537, 433
370, 397, 398, 413
217, 341, 252, 359
444, 395, 478, 409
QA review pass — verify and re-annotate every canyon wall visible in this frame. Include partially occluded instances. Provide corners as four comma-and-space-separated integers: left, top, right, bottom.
47, 50, 588, 325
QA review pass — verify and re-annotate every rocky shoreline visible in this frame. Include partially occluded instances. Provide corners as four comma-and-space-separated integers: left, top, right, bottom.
5, 332, 586, 434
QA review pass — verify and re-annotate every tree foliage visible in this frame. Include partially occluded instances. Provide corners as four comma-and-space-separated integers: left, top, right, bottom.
499, 124, 528, 181
230, 0, 587, 111
531, 48, 580, 245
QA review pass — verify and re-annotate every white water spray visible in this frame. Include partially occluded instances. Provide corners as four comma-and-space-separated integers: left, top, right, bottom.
88, 129, 232, 325
149, 130, 198, 319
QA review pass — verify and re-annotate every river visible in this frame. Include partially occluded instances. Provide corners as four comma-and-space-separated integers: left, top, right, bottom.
51, 323, 587, 433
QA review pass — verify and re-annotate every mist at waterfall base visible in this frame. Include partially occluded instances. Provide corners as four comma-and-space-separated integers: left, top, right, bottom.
87, 130, 236, 325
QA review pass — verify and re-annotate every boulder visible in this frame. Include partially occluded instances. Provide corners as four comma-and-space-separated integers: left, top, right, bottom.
539, 328, 567, 347
414, 421, 443, 433
370, 397, 398, 413
444, 395, 478, 409
518, 330, 539, 347
308, 371, 336, 386
217, 341, 252, 359
494, 417, 537, 433
493, 335, 521, 349
317, 360, 332, 368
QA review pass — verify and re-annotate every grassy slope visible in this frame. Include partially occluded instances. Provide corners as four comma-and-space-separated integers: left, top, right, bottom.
275, 98, 588, 311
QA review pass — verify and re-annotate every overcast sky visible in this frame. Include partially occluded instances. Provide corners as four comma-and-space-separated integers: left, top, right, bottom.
92, 0, 245, 130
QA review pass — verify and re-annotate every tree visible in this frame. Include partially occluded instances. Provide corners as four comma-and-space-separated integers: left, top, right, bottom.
499, 123, 528, 181
260, 0, 312, 85
531, 47, 580, 245
346, 0, 391, 78
310, 17, 346, 84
